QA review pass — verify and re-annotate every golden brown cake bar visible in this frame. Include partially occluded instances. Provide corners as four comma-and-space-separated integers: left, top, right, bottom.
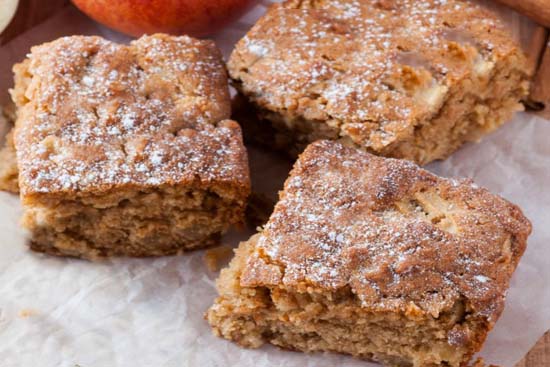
228, 0, 531, 164
11, 34, 250, 259
207, 140, 531, 367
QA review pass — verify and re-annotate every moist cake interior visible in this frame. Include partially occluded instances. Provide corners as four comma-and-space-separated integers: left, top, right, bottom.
26, 185, 246, 259
210, 236, 488, 367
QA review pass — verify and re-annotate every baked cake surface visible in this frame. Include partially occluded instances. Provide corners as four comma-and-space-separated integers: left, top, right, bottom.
228, 0, 530, 164
208, 140, 531, 367
11, 34, 250, 259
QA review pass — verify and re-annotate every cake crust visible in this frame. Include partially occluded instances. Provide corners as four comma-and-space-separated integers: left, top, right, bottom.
228, 0, 530, 164
13, 34, 247, 202
208, 140, 531, 366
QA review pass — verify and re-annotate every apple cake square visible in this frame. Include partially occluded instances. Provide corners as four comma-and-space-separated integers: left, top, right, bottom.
207, 140, 531, 367
228, 0, 531, 164
10, 34, 250, 259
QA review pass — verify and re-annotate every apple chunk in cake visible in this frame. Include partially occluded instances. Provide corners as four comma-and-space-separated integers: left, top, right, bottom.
12, 34, 250, 259
228, 0, 531, 164
207, 140, 531, 367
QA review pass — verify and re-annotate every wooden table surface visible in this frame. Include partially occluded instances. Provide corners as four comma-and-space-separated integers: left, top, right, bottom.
516, 332, 550, 366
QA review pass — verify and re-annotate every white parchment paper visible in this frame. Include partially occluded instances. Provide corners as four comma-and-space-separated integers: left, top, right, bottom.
0, 2, 549, 367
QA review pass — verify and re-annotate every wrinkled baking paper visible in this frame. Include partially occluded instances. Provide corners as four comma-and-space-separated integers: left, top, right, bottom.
0, 2, 549, 366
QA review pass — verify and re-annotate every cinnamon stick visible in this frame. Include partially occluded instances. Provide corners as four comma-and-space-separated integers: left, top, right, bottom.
524, 27, 549, 76
528, 43, 550, 119
492, 0, 550, 28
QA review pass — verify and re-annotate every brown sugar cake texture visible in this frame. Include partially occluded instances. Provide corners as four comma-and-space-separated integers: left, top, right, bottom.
207, 140, 531, 367
11, 34, 250, 259
228, 0, 531, 164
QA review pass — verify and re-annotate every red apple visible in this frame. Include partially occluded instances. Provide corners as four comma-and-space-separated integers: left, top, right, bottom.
71, 0, 254, 37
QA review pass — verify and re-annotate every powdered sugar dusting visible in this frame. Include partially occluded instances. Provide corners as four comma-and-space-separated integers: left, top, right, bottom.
13, 35, 248, 196
243, 140, 531, 322
229, 0, 512, 150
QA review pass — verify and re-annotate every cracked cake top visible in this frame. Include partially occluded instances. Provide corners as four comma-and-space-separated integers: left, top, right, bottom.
241, 140, 531, 324
12, 34, 249, 201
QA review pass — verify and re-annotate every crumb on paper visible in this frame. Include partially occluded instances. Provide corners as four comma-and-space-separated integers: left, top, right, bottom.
469, 358, 500, 367
204, 245, 234, 272
18, 309, 37, 318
